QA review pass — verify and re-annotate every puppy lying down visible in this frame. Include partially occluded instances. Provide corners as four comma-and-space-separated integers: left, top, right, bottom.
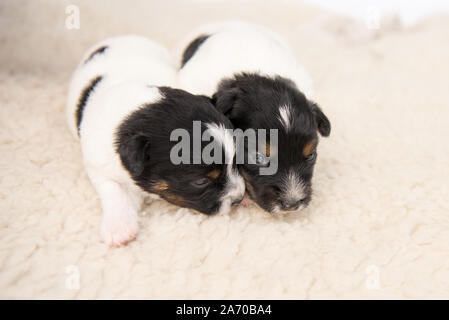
177, 21, 331, 214
67, 35, 244, 246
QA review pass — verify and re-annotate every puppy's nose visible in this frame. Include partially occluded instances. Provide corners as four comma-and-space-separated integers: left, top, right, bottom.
282, 199, 302, 211
232, 196, 244, 206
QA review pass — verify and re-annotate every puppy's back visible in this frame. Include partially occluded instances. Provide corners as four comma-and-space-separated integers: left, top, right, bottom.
66, 35, 176, 138
174, 21, 291, 66
176, 21, 314, 98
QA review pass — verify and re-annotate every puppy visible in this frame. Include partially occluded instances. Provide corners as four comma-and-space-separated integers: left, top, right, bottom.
177, 22, 331, 214
67, 35, 244, 246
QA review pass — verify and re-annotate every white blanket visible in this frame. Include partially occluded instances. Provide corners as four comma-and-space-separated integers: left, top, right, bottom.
0, 0, 448, 299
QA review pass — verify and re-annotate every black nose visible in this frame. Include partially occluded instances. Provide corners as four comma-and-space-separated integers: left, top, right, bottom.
232, 197, 243, 206
282, 199, 302, 210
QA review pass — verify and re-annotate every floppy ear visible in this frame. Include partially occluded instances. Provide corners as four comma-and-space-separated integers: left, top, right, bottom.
117, 134, 151, 177
309, 101, 331, 137
211, 88, 240, 117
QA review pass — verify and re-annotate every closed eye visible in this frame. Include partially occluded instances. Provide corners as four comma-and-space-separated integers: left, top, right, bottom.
191, 177, 211, 188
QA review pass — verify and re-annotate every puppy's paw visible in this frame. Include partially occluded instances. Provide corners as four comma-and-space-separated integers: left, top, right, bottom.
100, 213, 139, 247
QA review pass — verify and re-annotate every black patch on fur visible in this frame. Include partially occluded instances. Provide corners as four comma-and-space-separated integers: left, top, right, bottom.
84, 46, 108, 64
213, 73, 325, 133
76, 75, 103, 136
212, 72, 331, 213
309, 101, 331, 137
115, 86, 235, 215
180, 35, 210, 68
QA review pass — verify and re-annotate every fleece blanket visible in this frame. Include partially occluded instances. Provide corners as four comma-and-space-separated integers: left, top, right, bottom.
0, 0, 448, 299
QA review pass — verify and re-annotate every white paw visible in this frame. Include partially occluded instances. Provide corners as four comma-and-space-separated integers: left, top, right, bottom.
100, 214, 139, 247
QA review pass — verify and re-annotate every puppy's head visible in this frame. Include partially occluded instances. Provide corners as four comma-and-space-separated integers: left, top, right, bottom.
116, 87, 244, 215
212, 73, 330, 214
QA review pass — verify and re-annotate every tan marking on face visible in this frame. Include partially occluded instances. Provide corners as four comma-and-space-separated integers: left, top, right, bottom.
153, 180, 168, 191
152, 181, 186, 207
207, 170, 221, 180
265, 142, 271, 157
262, 141, 277, 157
162, 191, 185, 207
302, 141, 317, 157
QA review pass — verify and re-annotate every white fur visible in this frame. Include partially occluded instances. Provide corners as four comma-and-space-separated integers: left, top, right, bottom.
205, 123, 245, 214
205, 123, 235, 165
278, 104, 293, 131
66, 35, 175, 138
281, 170, 306, 205
66, 35, 177, 246
176, 21, 314, 98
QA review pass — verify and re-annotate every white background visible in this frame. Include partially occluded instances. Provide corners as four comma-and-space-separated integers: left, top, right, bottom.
301, 0, 449, 25
193, 0, 449, 26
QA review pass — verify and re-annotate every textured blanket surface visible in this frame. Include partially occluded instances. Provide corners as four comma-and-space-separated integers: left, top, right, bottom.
0, 0, 448, 299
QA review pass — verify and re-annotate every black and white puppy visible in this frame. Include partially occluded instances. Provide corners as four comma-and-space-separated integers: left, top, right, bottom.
177, 22, 331, 214
67, 35, 244, 246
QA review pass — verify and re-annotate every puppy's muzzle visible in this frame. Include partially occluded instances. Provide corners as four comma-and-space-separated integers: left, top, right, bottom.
280, 198, 305, 211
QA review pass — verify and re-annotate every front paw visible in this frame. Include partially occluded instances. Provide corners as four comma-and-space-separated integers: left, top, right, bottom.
100, 214, 139, 247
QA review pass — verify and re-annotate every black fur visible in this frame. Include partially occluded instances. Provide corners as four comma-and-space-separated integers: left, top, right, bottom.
84, 46, 108, 64
116, 87, 236, 215
180, 35, 210, 68
212, 73, 331, 213
76, 75, 103, 135
309, 101, 331, 137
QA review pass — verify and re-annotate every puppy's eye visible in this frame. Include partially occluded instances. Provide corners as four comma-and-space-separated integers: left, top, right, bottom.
254, 152, 270, 167
191, 178, 211, 188
307, 151, 317, 161
303, 141, 317, 158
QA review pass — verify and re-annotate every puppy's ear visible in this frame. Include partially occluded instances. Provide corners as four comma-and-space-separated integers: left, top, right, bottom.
211, 88, 240, 117
117, 134, 151, 177
309, 101, 331, 137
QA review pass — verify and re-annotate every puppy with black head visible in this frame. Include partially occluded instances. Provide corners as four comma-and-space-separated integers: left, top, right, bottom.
67, 35, 244, 246
176, 22, 331, 214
